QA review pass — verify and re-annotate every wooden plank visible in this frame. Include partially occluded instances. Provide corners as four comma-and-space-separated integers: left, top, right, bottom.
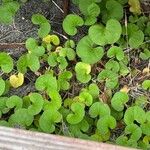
0, 127, 135, 150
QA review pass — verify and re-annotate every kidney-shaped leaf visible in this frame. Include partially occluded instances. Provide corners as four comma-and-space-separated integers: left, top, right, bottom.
125, 124, 142, 141
35, 74, 58, 93
89, 19, 122, 46
6, 95, 22, 111
98, 69, 118, 89
39, 109, 62, 133
75, 62, 91, 83
111, 92, 129, 111
107, 46, 124, 61
63, 14, 84, 35
0, 52, 13, 73
76, 36, 104, 64
124, 106, 146, 125
66, 102, 85, 124
28, 93, 44, 116
97, 115, 116, 135
89, 102, 110, 118
8, 108, 33, 127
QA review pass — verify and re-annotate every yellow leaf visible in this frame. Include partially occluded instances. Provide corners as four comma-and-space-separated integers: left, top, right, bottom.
128, 0, 141, 14
9, 73, 24, 88
120, 85, 130, 93
42, 34, 60, 45
55, 46, 62, 52
42, 35, 51, 44
50, 35, 60, 46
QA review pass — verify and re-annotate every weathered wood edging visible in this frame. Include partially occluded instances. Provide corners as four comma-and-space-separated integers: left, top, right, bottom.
0, 126, 136, 150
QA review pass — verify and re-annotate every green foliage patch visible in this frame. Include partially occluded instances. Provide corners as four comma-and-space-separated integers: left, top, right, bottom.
0, 0, 149, 149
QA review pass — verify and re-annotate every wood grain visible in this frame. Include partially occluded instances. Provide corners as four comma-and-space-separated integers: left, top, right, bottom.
0, 126, 136, 150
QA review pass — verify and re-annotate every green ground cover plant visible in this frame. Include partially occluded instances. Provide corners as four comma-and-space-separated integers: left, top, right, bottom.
0, 0, 149, 149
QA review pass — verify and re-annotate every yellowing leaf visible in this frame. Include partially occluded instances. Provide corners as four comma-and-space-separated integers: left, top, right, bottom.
43, 34, 60, 45
43, 35, 51, 43
9, 73, 24, 88
143, 136, 150, 145
50, 35, 60, 46
128, 0, 141, 14
120, 85, 130, 94
142, 67, 150, 75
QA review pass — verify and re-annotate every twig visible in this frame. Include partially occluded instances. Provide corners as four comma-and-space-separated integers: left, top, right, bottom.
52, 0, 64, 13
0, 43, 25, 49
53, 30, 68, 40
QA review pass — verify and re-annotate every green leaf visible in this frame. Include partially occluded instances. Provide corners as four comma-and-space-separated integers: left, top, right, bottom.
79, 91, 93, 106
39, 109, 62, 133
6, 95, 22, 111
59, 48, 76, 61
97, 115, 116, 135
107, 46, 124, 61
129, 30, 144, 48
17, 54, 40, 73
44, 90, 62, 111
0, 52, 13, 73
111, 92, 129, 111
35, 74, 58, 92
111, 107, 123, 120
84, 3, 101, 25
145, 112, 150, 122
88, 83, 100, 99
75, 62, 91, 83
142, 80, 150, 90
116, 135, 130, 147
27, 93, 44, 116
125, 124, 142, 141
31, 14, 48, 24
0, 2, 20, 24
105, 60, 120, 73
66, 102, 85, 124
102, 0, 123, 22
139, 49, 150, 60
119, 61, 130, 76
124, 106, 146, 125
0, 120, 9, 127
58, 71, 72, 91
65, 39, 75, 48
89, 19, 122, 46
91, 130, 110, 142
0, 97, 8, 117
0, 78, 5, 96
79, 0, 101, 15
26, 38, 45, 57
89, 102, 110, 118
48, 52, 58, 67
141, 122, 150, 136
98, 69, 118, 89
76, 36, 104, 64
9, 108, 33, 127
38, 22, 51, 38
57, 56, 68, 70
63, 14, 84, 35
116, 136, 138, 148
31, 14, 51, 38
127, 24, 144, 48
